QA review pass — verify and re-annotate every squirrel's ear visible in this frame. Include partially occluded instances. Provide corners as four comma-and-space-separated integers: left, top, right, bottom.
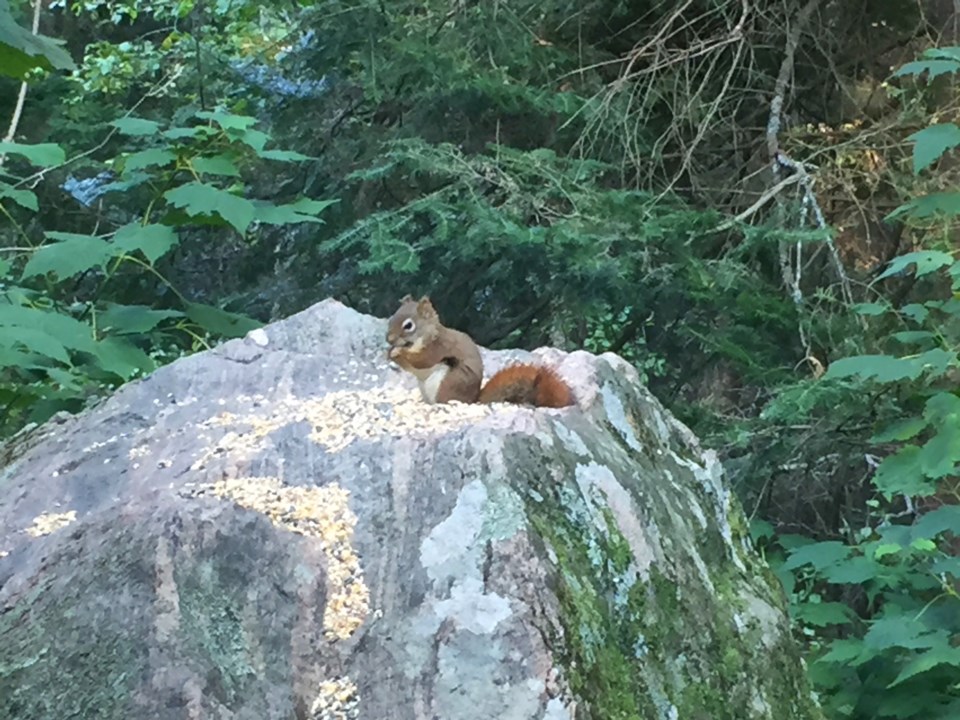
417, 296, 438, 320
398, 294, 414, 305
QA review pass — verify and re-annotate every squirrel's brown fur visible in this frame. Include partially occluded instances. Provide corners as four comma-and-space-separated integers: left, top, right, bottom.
478, 364, 574, 407
385, 295, 575, 408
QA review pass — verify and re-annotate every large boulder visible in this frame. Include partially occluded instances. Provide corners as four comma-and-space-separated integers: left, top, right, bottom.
0, 298, 822, 720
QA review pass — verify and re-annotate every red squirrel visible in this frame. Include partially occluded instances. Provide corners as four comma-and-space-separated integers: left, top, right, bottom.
385, 295, 574, 408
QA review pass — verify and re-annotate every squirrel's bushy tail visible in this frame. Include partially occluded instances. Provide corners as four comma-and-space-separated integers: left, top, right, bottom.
478, 364, 575, 408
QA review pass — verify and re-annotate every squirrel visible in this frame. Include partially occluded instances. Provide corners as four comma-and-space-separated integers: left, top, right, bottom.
385, 295, 575, 408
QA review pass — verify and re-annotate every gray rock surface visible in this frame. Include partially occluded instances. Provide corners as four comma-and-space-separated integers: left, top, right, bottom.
0, 298, 823, 720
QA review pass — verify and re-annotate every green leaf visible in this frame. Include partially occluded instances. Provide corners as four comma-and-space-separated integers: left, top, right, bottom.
891, 330, 937, 346
185, 302, 261, 338
825, 350, 957, 384
236, 128, 268, 152
0, 344, 45, 370
815, 638, 864, 666
877, 251, 955, 280
931, 556, 960, 578
192, 155, 241, 177
253, 201, 325, 225
915, 394, 960, 478
258, 149, 313, 161
98, 304, 184, 334
163, 126, 207, 140
195, 109, 257, 131
110, 117, 162, 136
923, 392, 960, 421
289, 197, 337, 215
851, 302, 890, 316
164, 182, 256, 235
782, 540, 851, 571
926, 47, 960, 63
0, 141, 65, 167
821, 555, 880, 584
0, 305, 97, 353
0, 182, 38, 211
93, 336, 155, 378
122, 148, 176, 171
871, 416, 928, 443
910, 537, 936, 552
873, 543, 901, 559
901, 303, 930, 323
749, 518, 774, 541
112, 223, 179, 264
893, 59, 960, 81
792, 601, 851, 627
890, 192, 960, 220
907, 124, 960, 173
873, 446, 935, 498
0, 328, 69, 364
911, 505, 960, 541
0, 1, 75, 78
864, 615, 939, 652
889, 645, 960, 687
917, 427, 960, 478
21, 233, 114, 279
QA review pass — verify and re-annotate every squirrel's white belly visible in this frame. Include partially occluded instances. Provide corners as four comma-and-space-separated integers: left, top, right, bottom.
412, 364, 448, 403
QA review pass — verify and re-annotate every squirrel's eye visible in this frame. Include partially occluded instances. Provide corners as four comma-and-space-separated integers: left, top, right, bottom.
402, 319, 415, 332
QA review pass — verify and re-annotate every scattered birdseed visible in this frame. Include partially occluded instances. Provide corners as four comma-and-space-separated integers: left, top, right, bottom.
207, 476, 370, 641
190, 387, 494, 469
309, 677, 360, 720
26, 510, 77, 537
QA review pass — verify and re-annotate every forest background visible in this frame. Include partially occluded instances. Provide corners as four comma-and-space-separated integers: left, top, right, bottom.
2, 0, 960, 717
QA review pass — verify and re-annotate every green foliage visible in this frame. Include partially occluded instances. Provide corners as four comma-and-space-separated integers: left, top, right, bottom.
0, 0, 75, 78
0, 103, 333, 436
765, 48, 960, 719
